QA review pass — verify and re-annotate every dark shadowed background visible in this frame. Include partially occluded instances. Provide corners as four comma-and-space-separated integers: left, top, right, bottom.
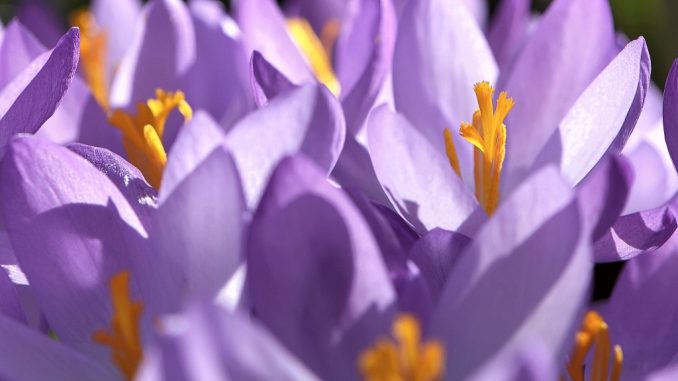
1, 0, 676, 87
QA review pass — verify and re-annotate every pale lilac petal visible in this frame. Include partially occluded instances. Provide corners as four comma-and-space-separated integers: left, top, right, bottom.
487, 0, 530, 70
0, 314, 118, 381
16, 0, 62, 48
234, 0, 312, 84
140, 303, 319, 381
0, 135, 146, 366
663, 58, 678, 171
603, 236, 678, 379
0, 21, 84, 145
648, 362, 678, 381
68, 143, 157, 227
556, 38, 649, 185
409, 228, 471, 304
110, 0, 195, 107
576, 155, 633, 241
593, 205, 677, 262
250, 50, 296, 107
92, 0, 142, 70
0, 28, 79, 154
185, 1, 253, 127
502, 0, 616, 188
224, 83, 345, 208
431, 166, 591, 379
467, 343, 556, 381
160, 111, 226, 200
331, 135, 390, 206
247, 155, 394, 378
0, 270, 25, 324
153, 147, 245, 298
393, 0, 497, 181
367, 106, 480, 235
338, 0, 396, 134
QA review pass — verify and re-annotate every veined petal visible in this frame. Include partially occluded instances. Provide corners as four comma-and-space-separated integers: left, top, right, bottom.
110, 0, 195, 108
431, 166, 591, 379
556, 38, 649, 185
663, 58, 678, 172
501, 0, 616, 189
234, 0, 313, 84
487, 0, 530, 70
153, 147, 245, 299
367, 106, 481, 235
224, 83, 345, 208
0, 28, 79, 154
247, 155, 395, 379
250, 50, 296, 107
393, 0, 497, 181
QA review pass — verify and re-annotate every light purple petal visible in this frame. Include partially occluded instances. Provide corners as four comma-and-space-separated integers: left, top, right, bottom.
648, 362, 678, 381
92, 0, 142, 70
331, 135, 390, 205
140, 303, 319, 381
224, 83, 345, 208
160, 110, 226, 200
663, 58, 678, 172
409, 228, 471, 304
0, 314, 118, 381
250, 50, 296, 107
555, 38, 649, 185
153, 146, 245, 298
247, 155, 394, 378
0, 135, 146, 366
338, 0, 396, 134
234, 0, 312, 84
0, 270, 25, 324
110, 0, 196, 107
392, 0, 497, 181
501, 0, 616, 188
68, 143, 157, 227
467, 343, 556, 381
367, 106, 481, 235
487, 0, 530, 70
576, 154, 633, 241
184, 1, 253, 127
603, 236, 678, 379
593, 205, 677, 262
431, 166, 591, 379
0, 21, 85, 146
0, 28, 79, 154
16, 0, 63, 48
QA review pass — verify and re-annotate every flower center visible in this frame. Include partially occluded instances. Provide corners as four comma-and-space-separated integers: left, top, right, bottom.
565, 311, 623, 381
71, 9, 110, 110
92, 271, 143, 381
444, 82, 514, 216
359, 314, 445, 381
287, 18, 342, 97
109, 89, 193, 188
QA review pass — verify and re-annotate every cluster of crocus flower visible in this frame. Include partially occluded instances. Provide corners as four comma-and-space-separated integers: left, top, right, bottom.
0, 0, 677, 379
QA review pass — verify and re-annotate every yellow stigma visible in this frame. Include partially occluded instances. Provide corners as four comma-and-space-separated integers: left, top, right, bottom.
93, 271, 143, 381
565, 311, 623, 381
109, 89, 193, 188
359, 314, 445, 381
287, 18, 342, 97
444, 81, 514, 216
71, 9, 110, 110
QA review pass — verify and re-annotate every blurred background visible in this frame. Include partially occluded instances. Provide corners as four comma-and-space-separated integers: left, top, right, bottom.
0, 0, 675, 88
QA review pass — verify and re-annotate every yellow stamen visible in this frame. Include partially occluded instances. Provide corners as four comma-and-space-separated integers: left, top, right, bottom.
456, 82, 514, 216
359, 314, 445, 381
287, 18, 342, 97
93, 271, 143, 381
109, 89, 192, 188
71, 9, 110, 110
443, 128, 461, 177
565, 311, 623, 381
